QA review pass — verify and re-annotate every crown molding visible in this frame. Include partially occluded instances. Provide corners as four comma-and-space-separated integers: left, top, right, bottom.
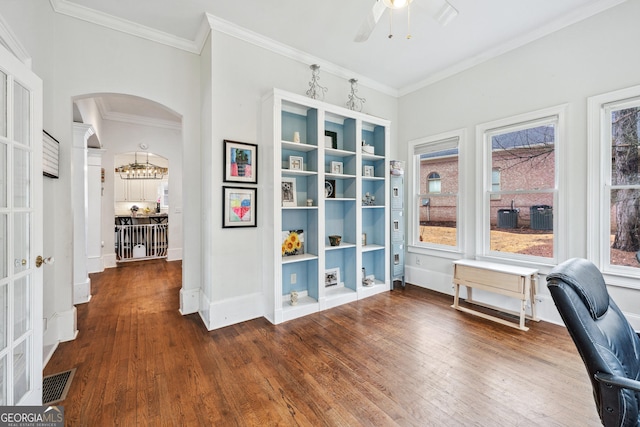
50, 0, 201, 54
205, 14, 398, 98
398, 0, 628, 96
0, 11, 32, 68
95, 97, 182, 131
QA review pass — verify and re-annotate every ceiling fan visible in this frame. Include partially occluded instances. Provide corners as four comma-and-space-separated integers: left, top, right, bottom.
354, 0, 458, 42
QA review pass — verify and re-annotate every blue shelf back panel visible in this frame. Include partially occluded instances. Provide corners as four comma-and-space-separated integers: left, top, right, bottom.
363, 250, 385, 282
325, 247, 356, 290
282, 209, 319, 254
282, 260, 318, 297
362, 208, 385, 246
282, 111, 308, 143
325, 201, 356, 244
362, 179, 385, 205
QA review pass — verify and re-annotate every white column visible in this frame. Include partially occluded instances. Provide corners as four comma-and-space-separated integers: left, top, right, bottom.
72, 123, 93, 304
87, 149, 105, 273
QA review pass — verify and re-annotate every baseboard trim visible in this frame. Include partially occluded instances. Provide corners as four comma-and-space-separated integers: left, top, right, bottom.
200, 292, 264, 331
179, 287, 199, 315
167, 248, 182, 261
73, 278, 91, 305
87, 256, 104, 274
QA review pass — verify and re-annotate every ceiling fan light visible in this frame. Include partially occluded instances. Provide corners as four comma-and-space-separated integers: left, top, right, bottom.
383, 0, 412, 10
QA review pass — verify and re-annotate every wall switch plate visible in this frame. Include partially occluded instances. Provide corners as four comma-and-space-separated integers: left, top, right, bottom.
291, 273, 297, 284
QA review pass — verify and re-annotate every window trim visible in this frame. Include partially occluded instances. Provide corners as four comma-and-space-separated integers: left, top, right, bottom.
476, 104, 567, 266
588, 85, 640, 287
408, 129, 465, 256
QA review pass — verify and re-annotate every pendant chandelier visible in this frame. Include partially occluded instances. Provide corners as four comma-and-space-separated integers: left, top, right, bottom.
117, 152, 168, 180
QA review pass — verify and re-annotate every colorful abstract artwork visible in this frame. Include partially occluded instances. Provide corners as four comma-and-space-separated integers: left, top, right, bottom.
223, 186, 257, 228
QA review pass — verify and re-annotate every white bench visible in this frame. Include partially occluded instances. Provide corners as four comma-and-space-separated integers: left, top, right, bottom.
452, 259, 539, 331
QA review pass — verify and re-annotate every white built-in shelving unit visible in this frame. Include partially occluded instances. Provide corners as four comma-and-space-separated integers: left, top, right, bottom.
262, 89, 390, 324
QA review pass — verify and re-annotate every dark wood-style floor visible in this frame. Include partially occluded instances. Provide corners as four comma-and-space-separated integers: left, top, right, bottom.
44, 259, 600, 426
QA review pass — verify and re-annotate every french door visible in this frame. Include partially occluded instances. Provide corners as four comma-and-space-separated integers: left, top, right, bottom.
0, 42, 43, 405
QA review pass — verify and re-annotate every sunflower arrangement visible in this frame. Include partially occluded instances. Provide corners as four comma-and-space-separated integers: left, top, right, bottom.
282, 230, 303, 256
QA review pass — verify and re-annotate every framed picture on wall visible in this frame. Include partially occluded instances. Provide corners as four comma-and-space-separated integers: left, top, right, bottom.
222, 186, 257, 228
224, 140, 258, 184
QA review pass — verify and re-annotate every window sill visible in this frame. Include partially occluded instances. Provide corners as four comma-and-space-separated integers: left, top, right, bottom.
408, 244, 463, 260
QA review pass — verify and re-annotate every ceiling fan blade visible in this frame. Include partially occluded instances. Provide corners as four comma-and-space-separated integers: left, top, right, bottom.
423, 0, 458, 26
354, 0, 387, 43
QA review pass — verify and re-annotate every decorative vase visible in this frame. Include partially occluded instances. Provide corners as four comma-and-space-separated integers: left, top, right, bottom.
329, 235, 341, 246
290, 291, 298, 306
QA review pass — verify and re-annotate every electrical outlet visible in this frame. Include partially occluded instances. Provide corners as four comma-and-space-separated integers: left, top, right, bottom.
291, 273, 297, 284
416, 257, 421, 266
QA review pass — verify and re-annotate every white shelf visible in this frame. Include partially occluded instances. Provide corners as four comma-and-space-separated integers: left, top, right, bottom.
325, 242, 356, 251
326, 173, 356, 179
362, 243, 385, 252
362, 153, 385, 161
281, 169, 317, 177
362, 176, 385, 181
281, 253, 318, 264
325, 148, 355, 158
282, 141, 318, 152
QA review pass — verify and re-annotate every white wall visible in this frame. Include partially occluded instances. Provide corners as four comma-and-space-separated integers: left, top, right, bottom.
200, 27, 398, 328
0, 2, 202, 347
397, 0, 640, 327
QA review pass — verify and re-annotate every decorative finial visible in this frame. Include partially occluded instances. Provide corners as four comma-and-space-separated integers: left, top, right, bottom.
346, 79, 366, 112
306, 64, 328, 100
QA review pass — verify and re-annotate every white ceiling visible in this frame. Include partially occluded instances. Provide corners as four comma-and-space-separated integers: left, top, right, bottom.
61, 0, 626, 124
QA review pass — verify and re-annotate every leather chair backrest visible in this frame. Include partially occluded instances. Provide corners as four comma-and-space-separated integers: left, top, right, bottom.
547, 258, 640, 427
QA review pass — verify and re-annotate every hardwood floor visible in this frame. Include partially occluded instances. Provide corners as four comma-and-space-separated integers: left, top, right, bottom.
44, 259, 600, 426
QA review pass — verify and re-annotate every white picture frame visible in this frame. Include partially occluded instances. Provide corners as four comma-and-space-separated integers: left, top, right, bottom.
324, 267, 341, 288
289, 155, 304, 171
281, 178, 297, 207
363, 165, 374, 177
331, 161, 343, 175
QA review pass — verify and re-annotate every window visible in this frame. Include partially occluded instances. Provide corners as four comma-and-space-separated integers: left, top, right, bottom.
588, 86, 640, 281
428, 172, 441, 193
478, 106, 564, 262
409, 131, 461, 251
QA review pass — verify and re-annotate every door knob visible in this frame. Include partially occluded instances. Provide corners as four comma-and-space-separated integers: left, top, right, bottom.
35, 256, 54, 268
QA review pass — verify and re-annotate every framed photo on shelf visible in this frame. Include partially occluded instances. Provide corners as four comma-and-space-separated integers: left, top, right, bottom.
363, 165, 374, 177
222, 186, 257, 228
224, 140, 258, 184
324, 130, 337, 149
324, 179, 335, 199
331, 161, 343, 175
289, 155, 304, 171
324, 268, 340, 287
282, 229, 305, 257
281, 178, 297, 207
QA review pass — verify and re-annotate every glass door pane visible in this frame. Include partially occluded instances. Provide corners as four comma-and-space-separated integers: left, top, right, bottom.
12, 339, 28, 403
13, 212, 29, 274
0, 143, 6, 207
0, 355, 6, 405
0, 71, 6, 138
13, 81, 29, 146
13, 276, 29, 338
0, 284, 6, 351
0, 214, 5, 279
13, 147, 29, 208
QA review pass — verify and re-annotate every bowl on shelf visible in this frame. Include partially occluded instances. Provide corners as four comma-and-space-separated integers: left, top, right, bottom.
328, 235, 342, 246
362, 145, 375, 155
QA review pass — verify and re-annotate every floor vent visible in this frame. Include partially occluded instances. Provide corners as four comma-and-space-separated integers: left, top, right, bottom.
42, 368, 76, 405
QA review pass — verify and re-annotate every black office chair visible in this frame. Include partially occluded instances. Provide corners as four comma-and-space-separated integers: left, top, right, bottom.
547, 258, 640, 427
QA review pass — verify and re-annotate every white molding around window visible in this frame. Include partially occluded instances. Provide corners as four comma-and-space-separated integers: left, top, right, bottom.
407, 129, 465, 257
476, 104, 568, 266
588, 84, 640, 288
